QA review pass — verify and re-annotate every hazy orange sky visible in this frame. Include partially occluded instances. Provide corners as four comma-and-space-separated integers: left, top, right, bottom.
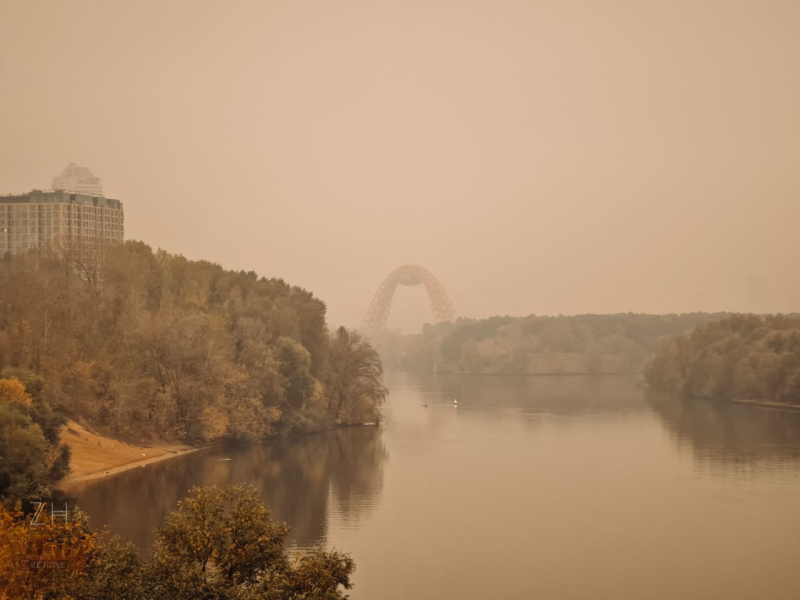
1, 0, 798, 329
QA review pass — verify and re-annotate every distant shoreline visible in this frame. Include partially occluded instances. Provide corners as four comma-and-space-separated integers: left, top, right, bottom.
649, 391, 800, 413
430, 370, 642, 376
729, 398, 800, 412
430, 373, 800, 413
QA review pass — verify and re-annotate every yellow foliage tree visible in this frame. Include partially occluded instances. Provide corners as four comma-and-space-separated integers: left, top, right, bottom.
0, 378, 32, 407
0, 503, 96, 600
200, 404, 229, 440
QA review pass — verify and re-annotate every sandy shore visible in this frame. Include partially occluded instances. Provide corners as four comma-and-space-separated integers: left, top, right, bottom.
58, 420, 205, 484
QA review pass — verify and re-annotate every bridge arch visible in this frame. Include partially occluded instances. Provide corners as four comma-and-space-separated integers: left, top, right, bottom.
361, 265, 457, 335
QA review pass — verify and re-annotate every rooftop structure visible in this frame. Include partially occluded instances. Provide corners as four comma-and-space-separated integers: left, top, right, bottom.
52, 163, 103, 196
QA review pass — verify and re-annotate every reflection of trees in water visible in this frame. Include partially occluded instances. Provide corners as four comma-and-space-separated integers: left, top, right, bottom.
231, 427, 387, 546
60, 427, 386, 552
648, 391, 800, 470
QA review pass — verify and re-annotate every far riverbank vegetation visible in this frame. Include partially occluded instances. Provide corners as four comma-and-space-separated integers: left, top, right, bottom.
644, 314, 800, 405
374, 312, 735, 374
375, 312, 800, 407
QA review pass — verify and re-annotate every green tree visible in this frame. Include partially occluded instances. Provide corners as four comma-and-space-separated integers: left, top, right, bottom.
69, 535, 145, 600
0, 403, 53, 503
0, 374, 69, 505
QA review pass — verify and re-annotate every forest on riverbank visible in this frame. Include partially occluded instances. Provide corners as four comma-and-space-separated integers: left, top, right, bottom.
375, 312, 732, 374
644, 314, 800, 404
0, 241, 387, 503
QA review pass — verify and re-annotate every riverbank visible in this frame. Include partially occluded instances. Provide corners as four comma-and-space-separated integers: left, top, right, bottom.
730, 398, 800, 412
431, 369, 642, 376
655, 394, 800, 413
58, 420, 205, 483
58, 420, 379, 484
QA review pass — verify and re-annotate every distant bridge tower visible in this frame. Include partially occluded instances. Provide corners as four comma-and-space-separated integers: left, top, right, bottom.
361, 265, 457, 336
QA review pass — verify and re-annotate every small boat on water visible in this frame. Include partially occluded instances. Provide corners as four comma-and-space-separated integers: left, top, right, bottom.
453, 399, 458, 406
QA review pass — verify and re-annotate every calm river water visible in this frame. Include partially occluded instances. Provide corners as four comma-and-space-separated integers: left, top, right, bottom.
61, 372, 800, 599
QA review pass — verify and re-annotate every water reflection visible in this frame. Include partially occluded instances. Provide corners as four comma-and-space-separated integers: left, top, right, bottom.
60, 426, 386, 552
648, 392, 800, 471
426, 372, 647, 415
56, 373, 800, 599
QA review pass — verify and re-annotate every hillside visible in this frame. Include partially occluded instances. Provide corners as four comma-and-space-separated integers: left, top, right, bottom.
0, 241, 384, 445
59, 419, 198, 482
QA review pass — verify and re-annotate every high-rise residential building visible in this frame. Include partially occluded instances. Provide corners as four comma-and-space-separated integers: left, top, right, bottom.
0, 190, 124, 256
52, 163, 104, 196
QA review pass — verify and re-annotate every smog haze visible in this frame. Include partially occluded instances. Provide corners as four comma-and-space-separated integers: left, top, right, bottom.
1, 0, 799, 327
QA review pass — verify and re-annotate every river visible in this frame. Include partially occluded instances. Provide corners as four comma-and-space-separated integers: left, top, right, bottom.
60, 371, 800, 599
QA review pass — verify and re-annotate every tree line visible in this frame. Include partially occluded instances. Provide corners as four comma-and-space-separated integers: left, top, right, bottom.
375, 313, 733, 374
644, 314, 800, 404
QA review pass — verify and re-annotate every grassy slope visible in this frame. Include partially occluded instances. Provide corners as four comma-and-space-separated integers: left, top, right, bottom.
59, 420, 199, 483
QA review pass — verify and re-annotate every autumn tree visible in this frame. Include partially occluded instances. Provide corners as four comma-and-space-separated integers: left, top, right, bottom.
324, 327, 387, 424
0, 377, 32, 406
0, 503, 96, 600
144, 485, 355, 599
